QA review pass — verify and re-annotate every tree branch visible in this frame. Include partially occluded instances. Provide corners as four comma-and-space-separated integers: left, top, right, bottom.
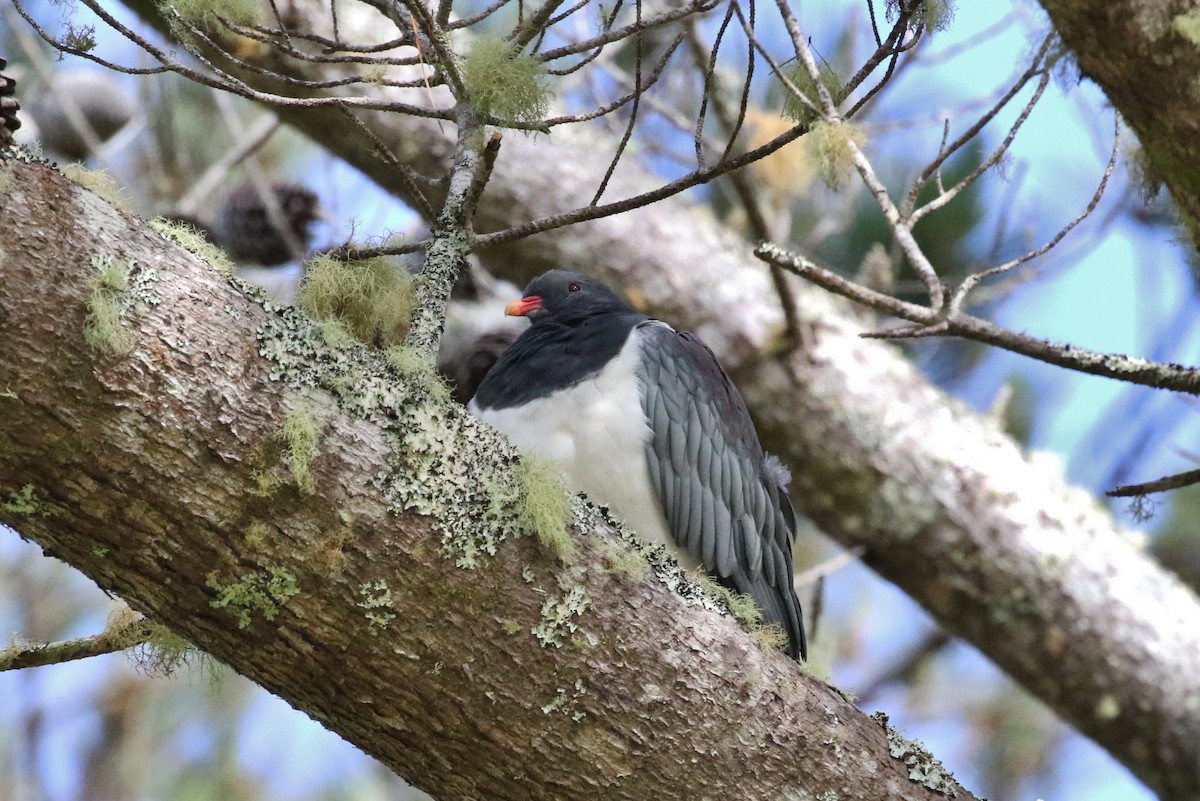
0, 156, 978, 801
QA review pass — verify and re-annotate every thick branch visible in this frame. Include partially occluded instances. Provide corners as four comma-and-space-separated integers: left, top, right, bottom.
51, 2, 1200, 794
0, 158, 975, 801
1036, 0, 1200, 246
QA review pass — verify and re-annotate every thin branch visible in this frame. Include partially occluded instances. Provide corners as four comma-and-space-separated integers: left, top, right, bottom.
793, 546, 865, 588
949, 116, 1121, 313
175, 114, 281, 217
908, 69, 1051, 226
903, 36, 1054, 219
545, 33, 684, 126
590, 0, 644, 204
856, 629, 953, 703
756, 242, 1200, 395
462, 131, 504, 222
473, 120, 809, 247
684, 20, 801, 344
0, 616, 156, 672
535, 0, 715, 63
1107, 467, 1200, 498
334, 104, 439, 220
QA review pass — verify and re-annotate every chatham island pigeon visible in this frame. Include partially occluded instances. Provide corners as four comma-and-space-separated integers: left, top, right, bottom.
469, 269, 807, 660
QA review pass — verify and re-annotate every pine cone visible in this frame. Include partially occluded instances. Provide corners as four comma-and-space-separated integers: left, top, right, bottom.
0, 57, 22, 148
214, 182, 320, 266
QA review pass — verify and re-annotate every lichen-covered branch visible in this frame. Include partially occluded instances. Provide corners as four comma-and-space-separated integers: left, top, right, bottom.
32, 1, 1200, 794
0, 609, 155, 671
0, 156, 979, 801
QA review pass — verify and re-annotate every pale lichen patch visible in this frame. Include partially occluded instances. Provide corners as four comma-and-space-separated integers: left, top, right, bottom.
206, 566, 300, 629
62, 164, 129, 211
357, 579, 397, 633
872, 711, 964, 796
2, 484, 52, 517
541, 677, 588, 722
83, 253, 161, 357
532, 584, 591, 648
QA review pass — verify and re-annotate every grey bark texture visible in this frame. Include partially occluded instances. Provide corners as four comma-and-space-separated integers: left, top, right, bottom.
0, 158, 976, 801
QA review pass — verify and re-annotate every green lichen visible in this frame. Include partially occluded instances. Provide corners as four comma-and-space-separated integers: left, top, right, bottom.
58, 20, 97, 53
531, 584, 590, 648
250, 395, 327, 495
806, 120, 866, 191
595, 537, 648, 580
84, 254, 136, 356
517, 457, 574, 561
150, 216, 235, 276
1175, 8, 1200, 44
62, 164, 128, 211
130, 622, 224, 683
206, 566, 300, 629
0, 163, 13, 194
500, 619, 522, 635
245, 521, 270, 548
541, 677, 588, 722
461, 34, 553, 124
357, 579, 397, 633
2, 484, 49, 516
92, 546, 110, 557
279, 396, 325, 493
297, 254, 415, 347
692, 572, 791, 655
887, 0, 954, 32
782, 64, 843, 125
1094, 694, 1121, 721
386, 345, 452, 404
694, 573, 762, 630
158, 0, 261, 29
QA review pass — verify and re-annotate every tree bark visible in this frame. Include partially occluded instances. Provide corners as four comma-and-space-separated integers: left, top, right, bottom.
1037, 0, 1200, 247
0, 158, 981, 801
23, 0, 1200, 793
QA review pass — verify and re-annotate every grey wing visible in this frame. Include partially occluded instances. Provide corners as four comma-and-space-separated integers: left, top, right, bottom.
636, 322, 807, 660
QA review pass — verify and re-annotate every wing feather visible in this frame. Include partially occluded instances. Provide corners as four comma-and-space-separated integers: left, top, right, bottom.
635, 321, 807, 660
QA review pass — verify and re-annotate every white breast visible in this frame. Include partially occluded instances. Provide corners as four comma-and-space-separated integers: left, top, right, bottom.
471, 333, 678, 557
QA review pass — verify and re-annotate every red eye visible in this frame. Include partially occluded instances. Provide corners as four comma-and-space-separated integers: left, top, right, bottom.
568, 282, 582, 292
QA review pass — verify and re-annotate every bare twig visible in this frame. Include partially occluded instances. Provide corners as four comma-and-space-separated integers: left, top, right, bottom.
756, 242, 1200, 395
1107, 467, 1200, 498
856, 629, 953, 703
949, 115, 1121, 313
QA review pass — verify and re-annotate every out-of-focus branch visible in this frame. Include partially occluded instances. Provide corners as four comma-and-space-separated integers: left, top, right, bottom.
1107, 467, 1200, 498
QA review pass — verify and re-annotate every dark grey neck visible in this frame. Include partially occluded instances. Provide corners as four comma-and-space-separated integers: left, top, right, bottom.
471, 309, 647, 409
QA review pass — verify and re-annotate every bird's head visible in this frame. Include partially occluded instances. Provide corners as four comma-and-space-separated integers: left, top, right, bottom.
505, 270, 632, 323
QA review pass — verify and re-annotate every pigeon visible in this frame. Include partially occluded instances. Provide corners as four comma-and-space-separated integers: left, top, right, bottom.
469, 270, 806, 659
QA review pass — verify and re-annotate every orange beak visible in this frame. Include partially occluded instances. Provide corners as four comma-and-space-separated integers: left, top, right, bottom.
505, 295, 543, 317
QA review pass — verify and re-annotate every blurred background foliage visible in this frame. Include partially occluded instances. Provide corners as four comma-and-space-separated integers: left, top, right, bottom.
2, 0, 1197, 799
